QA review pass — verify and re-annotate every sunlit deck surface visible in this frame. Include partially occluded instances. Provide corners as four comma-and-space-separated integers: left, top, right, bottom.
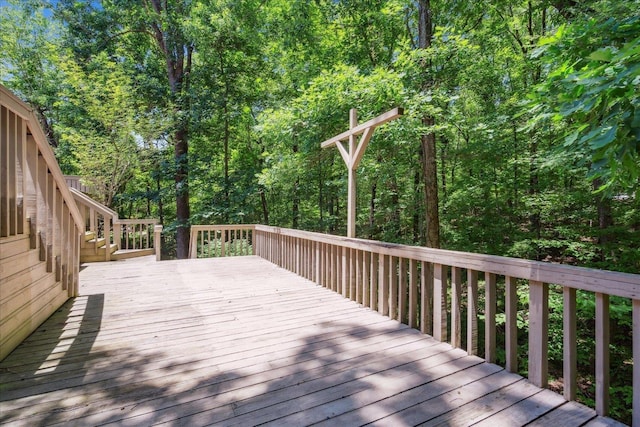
0, 256, 624, 426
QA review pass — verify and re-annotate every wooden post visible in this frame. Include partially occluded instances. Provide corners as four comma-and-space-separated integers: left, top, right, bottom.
596, 292, 610, 416
467, 269, 479, 355
321, 107, 403, 238
505, 276, 518, 372
529, 280, 549, 388
564, 286, 577, 400
154, 225, 163, 261
347, 109, 357, 238
633, 299, 640, 426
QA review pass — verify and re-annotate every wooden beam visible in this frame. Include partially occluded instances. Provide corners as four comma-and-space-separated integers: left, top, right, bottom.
320, 107, 404, 149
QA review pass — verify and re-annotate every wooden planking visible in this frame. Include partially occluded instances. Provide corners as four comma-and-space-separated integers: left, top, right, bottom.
0, 256, 616, 427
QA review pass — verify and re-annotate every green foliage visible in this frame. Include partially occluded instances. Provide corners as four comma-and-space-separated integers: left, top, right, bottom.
528, 5, 640, 193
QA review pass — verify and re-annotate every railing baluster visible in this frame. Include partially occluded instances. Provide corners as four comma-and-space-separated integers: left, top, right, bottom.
389, 256, 398, 320
421, 261, 433, 335
596, 292, 610, 416
467, 269, 477, 354
370, 252, 378, 312
529, 280, 549, 388
451, 267, 462, 349
433, 263, 448, 342
506, 276, 518, 372
363, 251, 371, 308
341, 246, 348, 297
408, 259, 418, 329
563, 286, 577, 400
485, 272, 496, 363
399, 258, 408, 324
355, 249, 363, 304
378, 254, 389, 316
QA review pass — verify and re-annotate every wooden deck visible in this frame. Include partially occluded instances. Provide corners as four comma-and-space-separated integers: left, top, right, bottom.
0, 256, 625, 426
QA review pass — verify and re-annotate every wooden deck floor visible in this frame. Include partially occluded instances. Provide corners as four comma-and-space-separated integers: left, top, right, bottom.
0, 256, 625, 426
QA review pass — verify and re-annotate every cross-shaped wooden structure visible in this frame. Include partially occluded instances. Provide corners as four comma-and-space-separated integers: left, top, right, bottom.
321, 107, 404, 238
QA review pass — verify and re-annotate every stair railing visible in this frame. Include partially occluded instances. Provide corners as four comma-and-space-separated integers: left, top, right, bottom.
70, 187, 118, 261
1, 84, 84, 360
70, 187, 160, 260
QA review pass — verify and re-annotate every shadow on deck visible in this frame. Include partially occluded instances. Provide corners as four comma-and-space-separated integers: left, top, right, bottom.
0, 256, 624, 426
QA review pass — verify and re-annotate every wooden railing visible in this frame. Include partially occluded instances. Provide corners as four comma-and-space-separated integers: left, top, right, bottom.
246, 224, 640, 424
64, 175, 91, 193
0, 84, 84, 361
115, 219, 159, 251
70, 187, 118, 261
70, 188, 158, 260
189, 225, 254, 259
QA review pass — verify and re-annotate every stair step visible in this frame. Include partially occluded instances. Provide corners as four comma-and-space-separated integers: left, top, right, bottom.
112, 248, 155, 260
84, 231, 95, 242
80, 243, 119, 262
87, 237, 107, 248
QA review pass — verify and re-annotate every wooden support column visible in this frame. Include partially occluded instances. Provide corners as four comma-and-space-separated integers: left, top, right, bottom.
321, 107, 403, 238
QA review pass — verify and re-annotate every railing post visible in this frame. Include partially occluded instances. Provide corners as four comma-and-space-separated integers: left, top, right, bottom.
104, 216, 111, 261
563, 286, 577, 400
529, 280, 549, 388
154, 225, 163, 261
633, 299, 640, 426
113, 221, 122, 250
595, 292, 610, 416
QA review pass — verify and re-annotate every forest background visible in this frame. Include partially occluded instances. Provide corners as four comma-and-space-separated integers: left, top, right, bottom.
1, 0, 639, 422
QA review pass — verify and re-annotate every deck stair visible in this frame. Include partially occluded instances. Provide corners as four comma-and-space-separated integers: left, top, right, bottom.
70, 186, 159, 263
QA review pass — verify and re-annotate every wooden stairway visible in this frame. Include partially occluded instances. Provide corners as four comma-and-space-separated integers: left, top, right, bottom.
71, 188, 159, 263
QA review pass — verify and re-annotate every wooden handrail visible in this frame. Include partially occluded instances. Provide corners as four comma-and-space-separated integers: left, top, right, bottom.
1, 86, 84, 230
1, 84, 83, 360
70, 187, 119, 220
253, 225, 639, 297
250, 224, 640, 423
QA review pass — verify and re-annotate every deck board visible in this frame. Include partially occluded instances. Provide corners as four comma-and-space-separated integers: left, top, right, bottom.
0, 255, 619, 426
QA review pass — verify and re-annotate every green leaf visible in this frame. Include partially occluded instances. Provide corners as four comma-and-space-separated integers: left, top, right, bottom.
587, 125, 618, 149
588, 48, 614, 62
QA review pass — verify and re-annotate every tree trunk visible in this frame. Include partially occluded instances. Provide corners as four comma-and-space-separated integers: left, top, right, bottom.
369, 182, 377, 239
422, 126, 440, 248
175, 127, 190, 259
594, 179, 613, 249
148, 0, 192, 259
221, 51, 231, 222
292, 143, 299, 229
260, 188, 269, 224
413, 169, 422, 244
418, 0, 440, 249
